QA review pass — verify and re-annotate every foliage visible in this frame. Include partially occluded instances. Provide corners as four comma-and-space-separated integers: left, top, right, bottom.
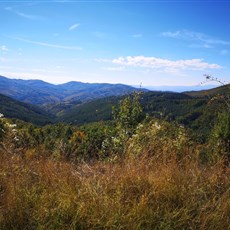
99, 92, 145, 156
126, 119, 189, 161
77, 122, 113, 160
56, 96, 118, 125
53, 90, 226, 142
0, 115, 115, 162
113, 92, 144, 138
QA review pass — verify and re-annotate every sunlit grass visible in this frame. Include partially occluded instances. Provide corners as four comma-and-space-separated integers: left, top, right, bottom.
1, 149, 229, 229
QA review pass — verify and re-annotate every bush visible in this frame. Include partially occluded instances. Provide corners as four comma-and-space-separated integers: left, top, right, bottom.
126, 119, 190, 162
210, 111, 230, 165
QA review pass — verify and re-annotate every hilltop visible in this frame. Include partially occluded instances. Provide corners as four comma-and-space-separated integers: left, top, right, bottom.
0, 76, 144, 105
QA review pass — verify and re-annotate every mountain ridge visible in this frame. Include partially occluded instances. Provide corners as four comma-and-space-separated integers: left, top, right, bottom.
0, 75, 144, 105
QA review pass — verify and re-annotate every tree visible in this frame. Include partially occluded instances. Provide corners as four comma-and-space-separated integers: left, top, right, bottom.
101, 92, 144, 157
113, 92, 144, 138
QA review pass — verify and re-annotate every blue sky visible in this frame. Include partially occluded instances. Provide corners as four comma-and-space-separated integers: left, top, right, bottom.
1, 0, 230, 87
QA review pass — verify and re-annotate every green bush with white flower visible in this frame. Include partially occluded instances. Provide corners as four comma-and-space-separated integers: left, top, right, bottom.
126, 119, 189, 161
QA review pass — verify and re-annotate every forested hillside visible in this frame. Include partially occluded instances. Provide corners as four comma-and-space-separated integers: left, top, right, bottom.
0, 93, 53, 125
53, 88, 228, 141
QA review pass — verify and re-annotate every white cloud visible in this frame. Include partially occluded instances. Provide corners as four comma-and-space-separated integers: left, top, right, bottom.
5, 7, 44, 20
0, 45, 8, 52
69, 23, 80, 31
189, 44, 213, 49
161, 30, 230, 46
132, 34, 143, 38
16, 11, 43, 20
103, 56, 221, 71
13, 37, 82, 50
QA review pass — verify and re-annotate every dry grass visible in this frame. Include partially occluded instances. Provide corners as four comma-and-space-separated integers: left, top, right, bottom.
0, 150, 230, 229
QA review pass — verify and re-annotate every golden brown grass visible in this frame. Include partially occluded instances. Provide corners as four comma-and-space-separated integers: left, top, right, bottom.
0, 150, 229, 229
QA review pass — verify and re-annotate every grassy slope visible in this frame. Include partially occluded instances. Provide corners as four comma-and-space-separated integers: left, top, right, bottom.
1, 150, 229, 229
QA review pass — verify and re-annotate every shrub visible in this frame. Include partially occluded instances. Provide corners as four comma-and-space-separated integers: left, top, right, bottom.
126, 118, 190, 162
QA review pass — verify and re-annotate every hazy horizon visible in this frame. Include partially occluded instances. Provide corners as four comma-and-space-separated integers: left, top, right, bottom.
1, 1, 230, 86
0, 74, 219, 93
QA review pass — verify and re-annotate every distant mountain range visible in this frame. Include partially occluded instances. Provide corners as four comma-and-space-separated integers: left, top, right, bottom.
0, 75, 144, 105
0, 75, 228, 137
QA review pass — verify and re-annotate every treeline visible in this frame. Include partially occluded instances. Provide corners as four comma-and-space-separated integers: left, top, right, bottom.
0, 91, 229, 165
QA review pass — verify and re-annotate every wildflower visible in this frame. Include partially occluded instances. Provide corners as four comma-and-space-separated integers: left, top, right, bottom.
14, 136, 19, 141
8, 124, 17, 128
153, 122, 161, 130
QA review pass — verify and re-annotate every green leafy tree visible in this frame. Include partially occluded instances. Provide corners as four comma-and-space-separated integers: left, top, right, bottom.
102, 92, 144, 156
77, 122, 112, 160
113, 92, 144, 138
